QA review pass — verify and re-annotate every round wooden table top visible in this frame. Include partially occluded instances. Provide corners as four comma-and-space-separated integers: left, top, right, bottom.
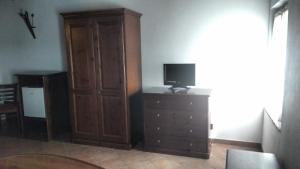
0, 154, 105, 169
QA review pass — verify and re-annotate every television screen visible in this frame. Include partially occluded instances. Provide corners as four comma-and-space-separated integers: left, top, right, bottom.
163, 64, 195, 87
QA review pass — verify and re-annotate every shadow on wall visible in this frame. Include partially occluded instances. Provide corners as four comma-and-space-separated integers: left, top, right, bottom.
57, 14, 68, 71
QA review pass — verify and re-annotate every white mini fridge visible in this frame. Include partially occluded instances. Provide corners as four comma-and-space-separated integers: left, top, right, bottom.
21, 87, 46, 118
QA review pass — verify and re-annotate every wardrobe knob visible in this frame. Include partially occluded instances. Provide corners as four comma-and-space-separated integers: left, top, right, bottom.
157, 139, 161, 143
189, 102, 193, 105
189, 129, 193, 133
190, 143, 193, 147
157, 127, 160, 131
156, 100, 160, 104
190, 116, 193, 119
157, 113, 160, 118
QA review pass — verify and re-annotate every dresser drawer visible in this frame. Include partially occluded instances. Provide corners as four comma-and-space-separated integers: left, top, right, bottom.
173, 110, 207, 126
168, 95, 208, 112
144, 94, 208, 112
143, 95, 170, 109
144, 109, 169, 125
187, 139, 209, 153
145, 109, 207, 127
145, 135, 209, 153
145, 135, 189, 152
145, 124, 208, 139
143, 89, 211, 158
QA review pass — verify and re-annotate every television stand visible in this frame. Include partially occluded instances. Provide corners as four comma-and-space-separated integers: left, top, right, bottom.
143, 87, 212, 158
169, 86, 190, 90
169, 83, 190, 89
169, 87, 189, 94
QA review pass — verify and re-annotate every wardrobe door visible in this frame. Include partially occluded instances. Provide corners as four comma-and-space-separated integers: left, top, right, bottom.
94, 17, 128, 144
65, 19, 99, 140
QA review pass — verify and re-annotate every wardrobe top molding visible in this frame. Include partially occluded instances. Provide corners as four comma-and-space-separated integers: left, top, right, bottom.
61, 8, 142, 18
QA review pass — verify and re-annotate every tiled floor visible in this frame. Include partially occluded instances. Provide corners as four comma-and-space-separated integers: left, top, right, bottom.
0, 136, 258, 169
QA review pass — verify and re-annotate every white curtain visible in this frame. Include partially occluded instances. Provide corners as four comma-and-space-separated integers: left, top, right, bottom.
265, 9, 288, 125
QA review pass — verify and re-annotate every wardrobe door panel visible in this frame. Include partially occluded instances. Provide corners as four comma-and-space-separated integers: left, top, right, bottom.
66, 20, 96, 90
100, 95, 126, 142
94, 17, 128, 144
73, 93, 99, 139
65, 19, 99, 140
95, 18, 124, 91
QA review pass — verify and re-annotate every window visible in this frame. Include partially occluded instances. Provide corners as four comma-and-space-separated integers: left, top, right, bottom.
265, 5, 288, 128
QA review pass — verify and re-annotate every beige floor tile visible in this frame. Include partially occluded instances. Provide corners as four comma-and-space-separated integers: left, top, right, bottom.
0, 136, 260, 169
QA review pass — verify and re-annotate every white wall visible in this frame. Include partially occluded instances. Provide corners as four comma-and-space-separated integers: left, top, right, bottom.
0, 0, 68, 81
262, 112, 281, 154
0, 0, 270, 143
0, 0, 21, 83
277, 0, 300, 168
262, 1, 300, 168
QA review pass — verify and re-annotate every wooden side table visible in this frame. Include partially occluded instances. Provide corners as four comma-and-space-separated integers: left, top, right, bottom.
15, 71, 70, 140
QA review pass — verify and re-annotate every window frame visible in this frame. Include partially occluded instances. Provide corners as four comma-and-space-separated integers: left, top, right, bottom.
265, 2, 288, 130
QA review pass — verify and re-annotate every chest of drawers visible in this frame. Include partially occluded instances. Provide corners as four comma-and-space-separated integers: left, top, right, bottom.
143, 87, 211, 158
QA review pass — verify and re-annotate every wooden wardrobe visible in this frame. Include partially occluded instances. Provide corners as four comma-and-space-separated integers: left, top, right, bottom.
62, 8, 142, 149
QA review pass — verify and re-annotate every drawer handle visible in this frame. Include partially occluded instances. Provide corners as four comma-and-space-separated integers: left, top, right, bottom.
190, 116, 193, 119
157, 113, 160, 118
190, 143, 193, 147
190, 129, 193, 133
157, 139, 161, 143
189, 102, 193, 105
156, 100, 160, 104
157, 127, 160, 131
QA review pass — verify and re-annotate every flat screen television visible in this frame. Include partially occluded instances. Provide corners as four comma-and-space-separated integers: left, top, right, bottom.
163, 64, 195, 88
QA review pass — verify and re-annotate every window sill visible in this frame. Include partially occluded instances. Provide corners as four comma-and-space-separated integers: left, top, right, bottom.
263, 108, 282, 132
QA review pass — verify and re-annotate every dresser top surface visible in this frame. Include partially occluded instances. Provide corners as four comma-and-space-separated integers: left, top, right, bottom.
143, 87, 211, 96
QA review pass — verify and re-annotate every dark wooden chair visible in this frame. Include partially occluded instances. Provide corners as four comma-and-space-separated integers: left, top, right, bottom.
0, 84, 21, 136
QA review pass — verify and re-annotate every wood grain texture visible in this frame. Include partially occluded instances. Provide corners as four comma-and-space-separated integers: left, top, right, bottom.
95, 16, 123, 91
16, 72, 70, 140
63, 8, 142, 148
101, 95, 125, 142
61, 8, 141, 19
69, 22, 96, 90
124, 11, 142, 96
0, 84, 21, 136
73, 94, 99, 140
143, 87, 211, 158
0, 84, 18, 103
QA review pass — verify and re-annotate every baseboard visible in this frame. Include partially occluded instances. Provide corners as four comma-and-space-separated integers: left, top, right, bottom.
212, 138, 262, 151
144, 147, 210, 159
